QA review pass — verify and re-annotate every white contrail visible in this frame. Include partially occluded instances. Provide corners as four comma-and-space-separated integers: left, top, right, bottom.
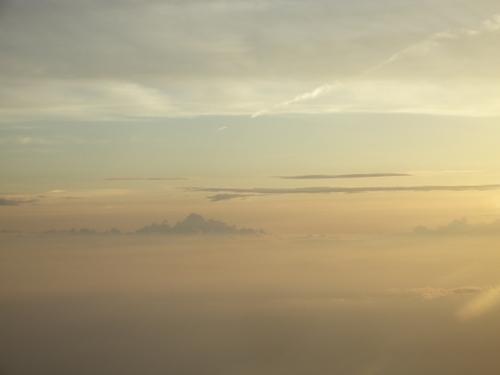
277, 83, 336, 106
250, 13, 500, 118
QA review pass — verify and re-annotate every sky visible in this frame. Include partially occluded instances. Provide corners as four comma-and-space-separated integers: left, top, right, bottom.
2, 0, 500, 233
2, 0, 500, 374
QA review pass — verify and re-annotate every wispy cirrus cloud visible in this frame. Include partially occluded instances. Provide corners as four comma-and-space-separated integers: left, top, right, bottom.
275, 173, 411, 180
3, 1, 500, 119
185, 184, 500, 201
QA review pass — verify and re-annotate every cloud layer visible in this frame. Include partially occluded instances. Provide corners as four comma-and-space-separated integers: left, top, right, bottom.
2, 0, 500, 118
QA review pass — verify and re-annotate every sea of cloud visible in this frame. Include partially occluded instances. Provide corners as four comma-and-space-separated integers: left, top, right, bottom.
1, 230, 500, 375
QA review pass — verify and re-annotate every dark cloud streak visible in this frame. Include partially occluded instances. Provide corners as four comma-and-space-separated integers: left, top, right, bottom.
185, 184, 500, 201
208, 193, 261, 202
0, 197, 37, 206
275, 173, 412, 179
106, 177, 194, 181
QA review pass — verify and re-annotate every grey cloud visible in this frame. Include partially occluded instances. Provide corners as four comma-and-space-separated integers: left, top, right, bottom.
275, 173, 412, 179
414, 217, 500, 236
0, 197, 37, 206
186, 184, 500, 201
136, 213, 266, 235
106, 177, 193, 181
208, 193, 260, 202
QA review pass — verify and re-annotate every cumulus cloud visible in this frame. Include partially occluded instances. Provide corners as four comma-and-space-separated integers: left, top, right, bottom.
185, 184, 500, 201
136, 213, 266, 235
414, 217, 500, 236
275, 173, 411, 179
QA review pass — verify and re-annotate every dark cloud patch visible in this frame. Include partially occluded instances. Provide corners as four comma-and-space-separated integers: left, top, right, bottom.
106, 177, 193, 181
186, 184, 500, 201
208, 194, 261, 202
136, 213, 266, 236
414, 217, 500, 236
0, 197, 37, 206
275, 173, 412, 179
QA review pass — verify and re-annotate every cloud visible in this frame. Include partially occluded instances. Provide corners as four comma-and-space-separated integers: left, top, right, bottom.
185, 184, 500, 201
106, 177, 193, 181
208, 194, 260, 202
275, 173, 411, 180
251, 13, 500, 118
456, 286, 500, 321
135, 213, 266, 235
252, 83, 338, 117
0, 197, 37, 206
414, 217, 500, 236
405, 286, 491, 300
279, 84, 335, 106
3, 1, 500, 119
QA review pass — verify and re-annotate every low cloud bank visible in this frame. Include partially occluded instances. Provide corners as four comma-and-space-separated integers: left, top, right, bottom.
414, 217, 500, 236
42, 213, 266, 236
136, 213, 266, 236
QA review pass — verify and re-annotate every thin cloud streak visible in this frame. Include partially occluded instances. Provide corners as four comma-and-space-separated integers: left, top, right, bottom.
0, 197, 38, 206
185, 184, 500, 201
106, 177, 195, 181
208, 193, 262, 202
275, 173, 412, 179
